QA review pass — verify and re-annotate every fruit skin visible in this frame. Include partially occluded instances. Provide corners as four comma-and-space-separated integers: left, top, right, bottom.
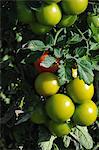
62, 0, 88, 15
45, 94, 75, 122
29, 10, 51, 34
67, 77, 94, 104
36, 3, 62, 26
72, 101, 98, 126
48, 120, 71, 137
31, 105, 47, 124
58, 15, 77, 27
87, 14, 99, 28
16, 1, 33, 23
34, 72, 60, 96
34, 52, 59, 73
30, 22, 51, 35
45, 0, 61, 4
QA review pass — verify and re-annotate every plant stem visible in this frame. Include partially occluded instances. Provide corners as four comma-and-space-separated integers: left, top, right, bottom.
53, 28, 64, 46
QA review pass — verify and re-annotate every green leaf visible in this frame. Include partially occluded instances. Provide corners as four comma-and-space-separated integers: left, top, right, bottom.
58, 64, 66, 85
54, 48, 62, 58
89, 41, 99, 51
26, 40, 45, 51
70, 126, 93, 150
77, 56, 94, 84
65, 63, 73, 83
91, 55, 99, 71
15, 113, 30, 125
0, 92, 10, 104
45, 33, 54, 46
40, 56, 56, 68
75, 47, 87, 57
63, 135, 71, 148
16, 32, 22, 42
67, 33, 82, 44
38, 126, 56, 150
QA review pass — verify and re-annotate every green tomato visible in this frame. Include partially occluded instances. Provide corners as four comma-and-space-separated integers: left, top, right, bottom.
17, 1, 33, 23
48, 120, 71, 137
30, 22, 51, 34
67, 77, 94, 104
62, 0, 88, 15
45, 94, 75, 122
29, 10, 51, 34
87, 14, 99, 28
72, 101, 98, 126
36, 3, 62, 26
34, 72, 60, 96
44, 0, 61, 4
58, 15, 77, 27
31, 104, 48, 124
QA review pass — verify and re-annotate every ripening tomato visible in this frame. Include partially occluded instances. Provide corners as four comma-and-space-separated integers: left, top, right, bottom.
72, 101, 98, 126
58, 15, 77, 27
34, 52, 59, 73
31, 104, 48, 124
45, 94, 75, 122
34, 72, 60, 96
48, 120, 71, 137
62, 0, 88, 15
67, 77, 94, 104
36, 3, 62, 26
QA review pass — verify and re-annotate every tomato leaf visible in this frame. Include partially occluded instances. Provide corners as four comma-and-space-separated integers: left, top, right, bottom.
40, 56, 56, 68
63, 135, 71, 148
45, 33, 54, 46
54, 48, 62, 58
89, 41, 99, 51
25, 40, 46, 51
67, 33, 82, 44
38, 126, 56, 150
77, 56, 94, 84
91, 55, 99, 71
70, 126, 93, 150
58, 64, 66, 85
15, 113, 30, 125
75, 47, 87, 57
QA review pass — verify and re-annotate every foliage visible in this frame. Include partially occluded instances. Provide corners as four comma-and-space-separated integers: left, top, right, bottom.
1, 0, 99, 150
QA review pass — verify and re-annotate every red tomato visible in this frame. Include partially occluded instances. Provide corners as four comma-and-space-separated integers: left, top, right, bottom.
34, 52, 59, 73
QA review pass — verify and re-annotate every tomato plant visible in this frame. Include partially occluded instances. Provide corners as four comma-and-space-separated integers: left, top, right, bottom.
1, 0, 99, 150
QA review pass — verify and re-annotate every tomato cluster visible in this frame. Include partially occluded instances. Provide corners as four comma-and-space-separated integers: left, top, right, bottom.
30, 72, 98, 137
16, 0, 98, 137
16, 0, 89, 34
